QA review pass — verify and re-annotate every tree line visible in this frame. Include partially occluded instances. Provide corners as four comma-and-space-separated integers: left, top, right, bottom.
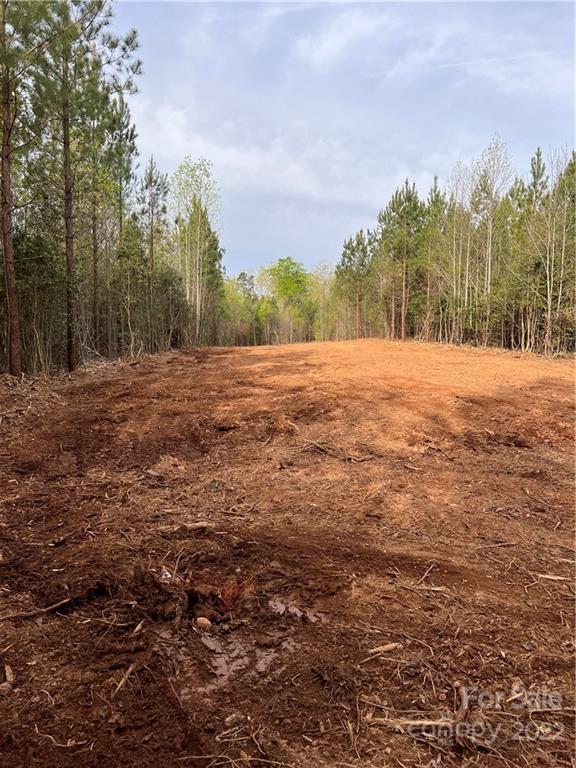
0, 3, 573, 375
0, 0, 224, 375
222, 139, 574, 356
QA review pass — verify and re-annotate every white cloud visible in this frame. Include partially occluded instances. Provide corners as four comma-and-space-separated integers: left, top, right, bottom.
295, 9, 393, 67
130, 97, 389, 209
461, 50, 572, 101
121, 1, 572, 270
240, 4, 315, 51
382, 21, 572, 102
386, 24, 460, 78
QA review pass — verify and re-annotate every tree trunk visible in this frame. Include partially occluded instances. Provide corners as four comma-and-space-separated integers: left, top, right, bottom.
118, 181, 124, 243
0, 3, 22, 376
148, 203, 154, 351
195, 203, 202, 343
91, 202, 99, 348
424, 271, 431, 341
62, 55, 77, 372
390, 281, 396, 340
355, 285, 360, 339
401, 260, 407, 341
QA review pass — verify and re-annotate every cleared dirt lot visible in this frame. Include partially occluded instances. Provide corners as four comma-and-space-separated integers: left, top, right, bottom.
0, 340, 574, 767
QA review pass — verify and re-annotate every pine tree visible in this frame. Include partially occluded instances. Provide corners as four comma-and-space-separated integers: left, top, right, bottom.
335, 230, 370, 339
377, 181, 424, 340
138, 156, 168, 350
34, 0, 140, 371
0, 0, 53, 375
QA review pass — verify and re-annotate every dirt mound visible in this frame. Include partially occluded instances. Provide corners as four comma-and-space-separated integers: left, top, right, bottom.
0, 342, 573, 767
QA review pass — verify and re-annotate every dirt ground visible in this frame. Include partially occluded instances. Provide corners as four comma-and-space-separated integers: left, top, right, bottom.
0, 340, 574, 768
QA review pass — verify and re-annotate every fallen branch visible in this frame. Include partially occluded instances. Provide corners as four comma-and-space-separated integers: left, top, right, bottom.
473, 542, 518, 552
157, 522, 217, 537
417, 564, 435, 584
536, 573, 571, 581
371, 712, 501, 753
400, 584, 449, 596
0, 597, 71, 623
300, 440, 378, 463
34, 724, 88, 748
371, 716, 453, 730
523, 487, 558, 509
111, 662, 136, 699
359, 642, 403, 664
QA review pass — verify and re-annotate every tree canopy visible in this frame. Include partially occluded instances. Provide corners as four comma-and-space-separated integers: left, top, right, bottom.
0, 4, 572, 373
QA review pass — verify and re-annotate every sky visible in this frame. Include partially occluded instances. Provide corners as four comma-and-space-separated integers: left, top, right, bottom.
113, 1, 574, 275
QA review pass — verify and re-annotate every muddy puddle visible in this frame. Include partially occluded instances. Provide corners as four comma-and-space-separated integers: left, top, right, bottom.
268, 596, 326, 624
196, 631, 297, 694
172, 594, 326, 698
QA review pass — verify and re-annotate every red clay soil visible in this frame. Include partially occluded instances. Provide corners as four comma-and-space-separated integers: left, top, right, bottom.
0, 340, 574, 768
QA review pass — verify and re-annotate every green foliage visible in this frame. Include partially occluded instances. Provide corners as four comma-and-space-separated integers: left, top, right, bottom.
169, 158, 223, 344
335, 231, 370, 294
268, 257, 309, 305
218, 143, 574, 354
0, 1, 572, 376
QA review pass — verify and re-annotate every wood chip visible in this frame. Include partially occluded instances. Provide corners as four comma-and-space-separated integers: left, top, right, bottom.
368, 642, 403, 655
537, 574, 571, 581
